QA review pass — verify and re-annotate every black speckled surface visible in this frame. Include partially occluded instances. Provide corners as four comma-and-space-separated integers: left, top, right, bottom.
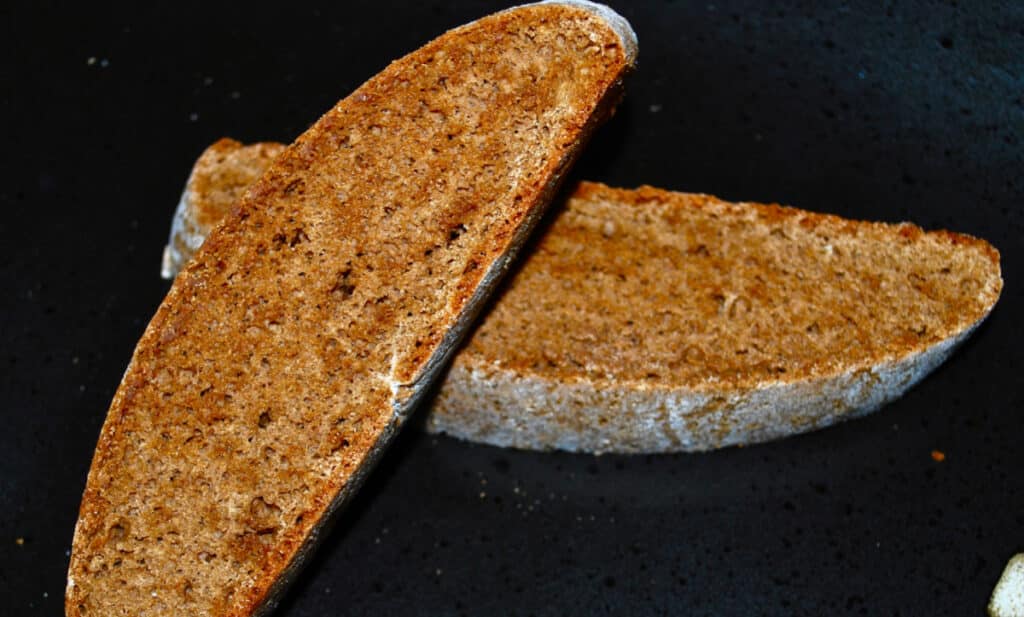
2, 1, 1022, 615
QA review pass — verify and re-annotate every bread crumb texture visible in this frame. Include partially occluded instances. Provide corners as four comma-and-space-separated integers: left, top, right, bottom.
67, 4, 631, 616
990, 554, 1024, 617
428, 183, 1002, 452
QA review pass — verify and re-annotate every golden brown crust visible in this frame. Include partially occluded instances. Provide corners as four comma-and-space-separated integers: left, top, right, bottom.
68, 4, 633, 615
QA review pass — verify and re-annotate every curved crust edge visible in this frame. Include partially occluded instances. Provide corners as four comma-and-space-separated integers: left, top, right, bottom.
426, 314, 992, 454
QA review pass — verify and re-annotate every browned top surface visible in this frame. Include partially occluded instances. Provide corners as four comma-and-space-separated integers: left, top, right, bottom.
461, 182, 1002, 390
68, 5, 631, 616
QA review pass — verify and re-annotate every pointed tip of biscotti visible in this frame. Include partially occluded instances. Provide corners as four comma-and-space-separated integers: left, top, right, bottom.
537, 1, 638, 64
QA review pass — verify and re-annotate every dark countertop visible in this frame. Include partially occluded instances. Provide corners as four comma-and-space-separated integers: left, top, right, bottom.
3, 1, 1022, 615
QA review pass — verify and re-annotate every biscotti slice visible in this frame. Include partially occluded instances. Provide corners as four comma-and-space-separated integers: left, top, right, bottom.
160, 145, 1002, 455
67, 3, 636, 616
432, 182, 1001, 452
161, 138, 286, 279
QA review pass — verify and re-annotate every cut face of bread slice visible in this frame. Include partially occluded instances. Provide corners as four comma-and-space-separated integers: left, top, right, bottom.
433, 183, 1001, 452
163, 145, 1002, 455
67, 3, 635, 616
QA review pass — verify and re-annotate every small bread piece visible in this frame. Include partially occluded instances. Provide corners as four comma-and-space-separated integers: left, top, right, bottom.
163, 152, 1001, 454
161, 138, 286, 279
67, 3, 635, 616
991, 554, 1024, 617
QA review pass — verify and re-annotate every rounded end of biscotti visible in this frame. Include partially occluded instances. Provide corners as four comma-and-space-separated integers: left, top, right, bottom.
537, 1, 638, 64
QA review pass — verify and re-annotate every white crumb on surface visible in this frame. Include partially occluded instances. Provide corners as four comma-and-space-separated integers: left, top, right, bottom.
990, 554, 1024, 617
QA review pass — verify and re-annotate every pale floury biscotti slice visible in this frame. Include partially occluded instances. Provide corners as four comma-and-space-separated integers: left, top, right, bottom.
67, 3, 636, 616
162, 146, 1001, 455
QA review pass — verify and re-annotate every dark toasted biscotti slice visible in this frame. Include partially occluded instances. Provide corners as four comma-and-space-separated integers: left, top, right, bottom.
66, 3, 636, 616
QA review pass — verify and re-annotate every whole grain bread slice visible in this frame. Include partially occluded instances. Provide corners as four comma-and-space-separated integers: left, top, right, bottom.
163, 145, 1002, 455
66, 3, 636, 616
433, 183, 1001, 452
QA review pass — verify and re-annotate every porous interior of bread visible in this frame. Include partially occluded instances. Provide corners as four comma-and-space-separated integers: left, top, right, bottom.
458, 182, 1002, 390
67, 5, 630, 616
